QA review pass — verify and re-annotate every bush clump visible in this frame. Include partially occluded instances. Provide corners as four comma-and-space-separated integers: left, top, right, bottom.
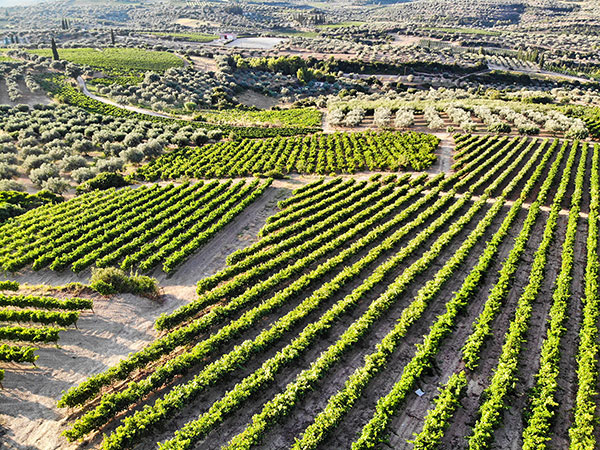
0, 180, 25, 191
262, 170, 285, 179
0, 202, 25, 221
487, 122, 511, 133
76, 172, 129, 193
90, 267, 159, 298
0, 189, 63, 222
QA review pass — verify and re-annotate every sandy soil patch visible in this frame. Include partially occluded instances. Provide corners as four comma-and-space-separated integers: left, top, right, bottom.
226, 37, 287, 49
0, 290, 186, 450
390, 34, 422, 46
174, 18, 214, 28
236, 90, 280, 109
189, 56, 217, 72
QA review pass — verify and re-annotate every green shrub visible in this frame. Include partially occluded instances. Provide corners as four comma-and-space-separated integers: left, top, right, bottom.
488, 122, 511, 133
90, 267, 159, 298
76, 172, 129, 193
0, 202, 24, 221
0, 189, 62, 222
263, 169, 285, 179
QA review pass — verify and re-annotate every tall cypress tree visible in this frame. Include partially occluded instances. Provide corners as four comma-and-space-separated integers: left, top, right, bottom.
51, 37, 60, 60
110, 29, 115, 45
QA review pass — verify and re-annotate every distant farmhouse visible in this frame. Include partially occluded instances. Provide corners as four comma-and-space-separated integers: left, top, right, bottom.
219, 32, 237, 41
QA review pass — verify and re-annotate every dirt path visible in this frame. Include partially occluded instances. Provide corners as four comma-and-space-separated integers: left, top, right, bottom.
428, 132, 453, 174
155, 184, 290, 301
321, 110, 333, 133
76, 76, 172, 119
0, 79, 10, 105
77, 77, 281, 122
189, 56, 217, 72
488, 63, 594, 84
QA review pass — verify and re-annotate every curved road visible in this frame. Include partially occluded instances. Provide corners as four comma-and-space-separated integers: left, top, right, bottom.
76, 76, 174, 119
487, 63, 594, 84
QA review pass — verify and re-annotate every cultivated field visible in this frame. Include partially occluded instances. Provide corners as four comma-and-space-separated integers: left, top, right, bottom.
137, 131, 440, 179
0, 179, 272, 274
1, 135, 589, 450
28, 48, 184, 72
2, 1, 600, 449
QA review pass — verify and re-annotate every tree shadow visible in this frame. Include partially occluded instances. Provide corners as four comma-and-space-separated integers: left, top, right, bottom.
0, 388, 60, 421
0, 424, 42, 450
